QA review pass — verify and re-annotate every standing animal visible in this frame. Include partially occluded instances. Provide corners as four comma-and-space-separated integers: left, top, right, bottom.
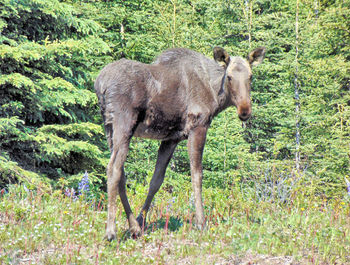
95, 47, 266, 241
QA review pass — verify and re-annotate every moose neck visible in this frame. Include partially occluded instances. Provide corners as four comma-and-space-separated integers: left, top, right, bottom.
209, 65, 233, 116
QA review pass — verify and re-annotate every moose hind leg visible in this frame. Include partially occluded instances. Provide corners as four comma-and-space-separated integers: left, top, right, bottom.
105, 116, 137, 240
105, 148, 122, 241
137, 140, 178, 228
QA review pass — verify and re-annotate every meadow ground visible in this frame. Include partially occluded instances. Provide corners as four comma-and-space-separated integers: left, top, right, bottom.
0, 181, 349, 264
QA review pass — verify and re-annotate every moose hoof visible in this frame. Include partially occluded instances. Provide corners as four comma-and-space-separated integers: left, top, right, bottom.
130, 225, 142, 238
128, 216, 142, 238
105, 231, 116, 241
136, 214, 146, 229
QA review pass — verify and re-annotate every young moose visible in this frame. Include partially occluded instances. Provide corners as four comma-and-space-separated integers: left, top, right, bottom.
95, 47, 266, 241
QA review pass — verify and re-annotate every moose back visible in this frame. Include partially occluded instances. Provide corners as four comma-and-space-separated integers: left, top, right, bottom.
95, 47, 265, 240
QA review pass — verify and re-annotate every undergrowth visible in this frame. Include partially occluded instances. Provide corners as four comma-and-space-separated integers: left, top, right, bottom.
0, 176, 349, 264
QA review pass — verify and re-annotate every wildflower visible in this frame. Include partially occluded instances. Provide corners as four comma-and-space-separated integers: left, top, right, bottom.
78, 171, 90, 196
301, 207, 305, 211
65, 187, 77, 199
166, 197, 175, 213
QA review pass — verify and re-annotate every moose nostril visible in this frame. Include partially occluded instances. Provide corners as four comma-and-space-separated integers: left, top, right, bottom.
238, 102, 252, 121
239, 111, 251, 121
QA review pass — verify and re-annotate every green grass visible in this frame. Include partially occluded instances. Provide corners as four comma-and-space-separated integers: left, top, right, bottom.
0, 182, 349, 264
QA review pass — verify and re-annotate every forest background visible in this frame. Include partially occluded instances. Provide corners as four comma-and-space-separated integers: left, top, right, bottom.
0, 0, 350, 263
1, 0, 349, 197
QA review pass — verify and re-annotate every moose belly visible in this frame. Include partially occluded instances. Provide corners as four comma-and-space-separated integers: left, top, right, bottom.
134, 115, 183, 140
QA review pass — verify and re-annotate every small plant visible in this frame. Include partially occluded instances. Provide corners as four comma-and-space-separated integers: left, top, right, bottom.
253, 167, 302, 204
64, 187, 77, 199
64, 171, 90, 200
78, 171, 90, 197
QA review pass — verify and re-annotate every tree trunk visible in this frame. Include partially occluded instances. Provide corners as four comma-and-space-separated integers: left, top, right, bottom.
295, 0, 301, 172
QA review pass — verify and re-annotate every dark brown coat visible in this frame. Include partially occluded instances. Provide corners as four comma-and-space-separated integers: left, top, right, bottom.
95, 47, 265, 240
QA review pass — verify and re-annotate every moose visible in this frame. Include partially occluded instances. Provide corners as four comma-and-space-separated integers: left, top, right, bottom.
95, 46, 266, 240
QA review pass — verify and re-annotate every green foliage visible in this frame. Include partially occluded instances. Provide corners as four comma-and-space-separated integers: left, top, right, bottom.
0, 154, 51, 190
0, 0, 110, 186
296, 1, 350, 194
1, 0, 349, 197
1, 2, 349, 263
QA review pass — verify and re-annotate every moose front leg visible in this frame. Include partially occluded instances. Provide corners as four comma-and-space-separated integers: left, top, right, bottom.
187, 126, 208, 230
137, 140, 178, 229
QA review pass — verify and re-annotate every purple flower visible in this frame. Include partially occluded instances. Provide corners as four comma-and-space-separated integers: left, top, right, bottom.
78, 171, 90, 196
65, 187, 77, 199
166, 197, 176, 213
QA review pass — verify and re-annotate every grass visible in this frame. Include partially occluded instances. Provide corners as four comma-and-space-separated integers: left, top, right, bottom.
0, 180, 349, 264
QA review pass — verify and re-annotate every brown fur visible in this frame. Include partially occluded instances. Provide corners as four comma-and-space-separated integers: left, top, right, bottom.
95, 47, 265, 240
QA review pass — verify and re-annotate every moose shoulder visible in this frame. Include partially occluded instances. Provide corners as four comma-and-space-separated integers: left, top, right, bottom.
95, 47, 266, 241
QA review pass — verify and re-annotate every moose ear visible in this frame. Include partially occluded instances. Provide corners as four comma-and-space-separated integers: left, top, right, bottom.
213, 47, 230, 67
248, 47, 266, 67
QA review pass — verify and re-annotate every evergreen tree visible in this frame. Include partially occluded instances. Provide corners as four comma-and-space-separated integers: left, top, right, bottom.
0, 0, 348, 196
0, 0, 110, 188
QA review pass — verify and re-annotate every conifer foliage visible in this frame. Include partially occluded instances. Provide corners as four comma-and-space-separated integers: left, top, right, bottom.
0, 0, 110, 187
0, 0, 349, 196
